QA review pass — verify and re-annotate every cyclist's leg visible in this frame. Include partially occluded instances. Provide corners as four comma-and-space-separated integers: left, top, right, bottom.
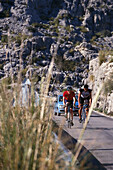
70, 102, 74, 125
79, 102, 83, 123
79, 104, 83, 119
85, 104, 90, 123
70, 108, 73, 120
84, 102, 89, 117
85, 106, 89, 117
70, 101, 73, 119
65, 106, 68, 117
70, 108, 74, 126
64, 99, 68, 118
79, 98, 84, 120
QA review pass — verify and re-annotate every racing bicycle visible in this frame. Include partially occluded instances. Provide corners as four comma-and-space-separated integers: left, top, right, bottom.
65, 103, 73, 129
82, 104, 89, 124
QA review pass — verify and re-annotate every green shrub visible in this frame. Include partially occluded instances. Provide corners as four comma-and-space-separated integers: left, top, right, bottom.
96, 30, 111, 38
55, 56, 77, 72
74, 41, 81, 46
104, 72, 113, 95
104, 109, 107, 114
108, 50, 113, 57
90, 30, 112, 44
77, 26, 88, 33
11, 33, 29, 46
49, 17, 54, 21
21, 68, 28, 78
15, 36, 21, 46
64, 36, 69, 41
69, 48, 74, 55
94, 107, 103, 113
31, 23, 40, 27
1, 35, 8, 44
0, 64, 3, 70
108, 111, 113, 116
53, 18, 59, 27
99, 50, 113, 65
78, 16, 84, 21
31, 23, 49, 29
49, 15, 73, 34
0, 9, 10, 18
62, 60, 76, 72
65, 25, 71, 32
98, 50, 107, 65
90, 36, 97, 43
27, 26, 37, 33
52, 27, 59, 34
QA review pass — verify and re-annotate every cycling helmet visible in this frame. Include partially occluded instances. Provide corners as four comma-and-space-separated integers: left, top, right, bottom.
67, 86, 72, 91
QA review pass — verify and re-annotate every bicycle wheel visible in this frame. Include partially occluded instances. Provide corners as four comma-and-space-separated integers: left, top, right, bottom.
68, 120, 69, 128
68, 112, 71, 128
68, 120, 71, 128
82, 110, 85, 123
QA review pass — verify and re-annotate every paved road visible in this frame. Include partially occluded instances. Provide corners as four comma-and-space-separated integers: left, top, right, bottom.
53, 111, 113, 170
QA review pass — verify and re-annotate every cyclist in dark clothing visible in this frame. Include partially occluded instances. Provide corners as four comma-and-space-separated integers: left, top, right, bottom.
78, 84, 92, 123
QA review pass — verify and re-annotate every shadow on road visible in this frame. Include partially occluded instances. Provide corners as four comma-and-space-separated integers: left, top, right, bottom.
103, 163, 113, 168
86, 127, 113, 130
90, 148, 113, 151
91, 115, 104, 118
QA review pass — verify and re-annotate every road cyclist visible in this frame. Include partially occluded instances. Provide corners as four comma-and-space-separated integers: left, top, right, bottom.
63, 86, 76, 126
78, 84, 92, 123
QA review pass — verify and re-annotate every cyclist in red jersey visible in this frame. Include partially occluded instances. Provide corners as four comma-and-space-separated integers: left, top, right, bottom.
63, 86, 76, 126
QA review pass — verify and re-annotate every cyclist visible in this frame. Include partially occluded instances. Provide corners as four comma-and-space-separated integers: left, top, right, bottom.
63, 86, 76, 126
78, 84, 92, 123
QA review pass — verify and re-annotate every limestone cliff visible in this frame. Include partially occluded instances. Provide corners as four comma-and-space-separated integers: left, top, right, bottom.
88, 55, 113, 114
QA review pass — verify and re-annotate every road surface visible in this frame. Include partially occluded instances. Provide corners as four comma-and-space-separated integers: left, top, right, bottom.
53, 111, 113, 170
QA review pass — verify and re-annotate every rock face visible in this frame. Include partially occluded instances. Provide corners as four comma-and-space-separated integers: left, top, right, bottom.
0, 0, 113, 111
88, 56, 113, 113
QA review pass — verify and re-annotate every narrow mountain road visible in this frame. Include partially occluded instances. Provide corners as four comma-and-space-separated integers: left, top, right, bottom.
53, 111, 113, 170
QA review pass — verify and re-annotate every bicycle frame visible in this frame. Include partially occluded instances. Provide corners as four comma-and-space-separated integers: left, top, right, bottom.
67, 104, 72, 128
82, 104, 88, 123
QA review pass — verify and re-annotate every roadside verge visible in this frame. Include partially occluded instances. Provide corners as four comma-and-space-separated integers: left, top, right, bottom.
93, 110, 113, 119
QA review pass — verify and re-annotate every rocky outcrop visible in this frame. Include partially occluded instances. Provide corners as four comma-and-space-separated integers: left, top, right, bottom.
88, 56, 113, 113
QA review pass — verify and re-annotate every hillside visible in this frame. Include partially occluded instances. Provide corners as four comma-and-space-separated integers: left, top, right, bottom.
0, 0, 113, 112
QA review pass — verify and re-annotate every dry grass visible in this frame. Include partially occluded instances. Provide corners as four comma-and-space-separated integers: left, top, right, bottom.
0, 60, 67, 170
